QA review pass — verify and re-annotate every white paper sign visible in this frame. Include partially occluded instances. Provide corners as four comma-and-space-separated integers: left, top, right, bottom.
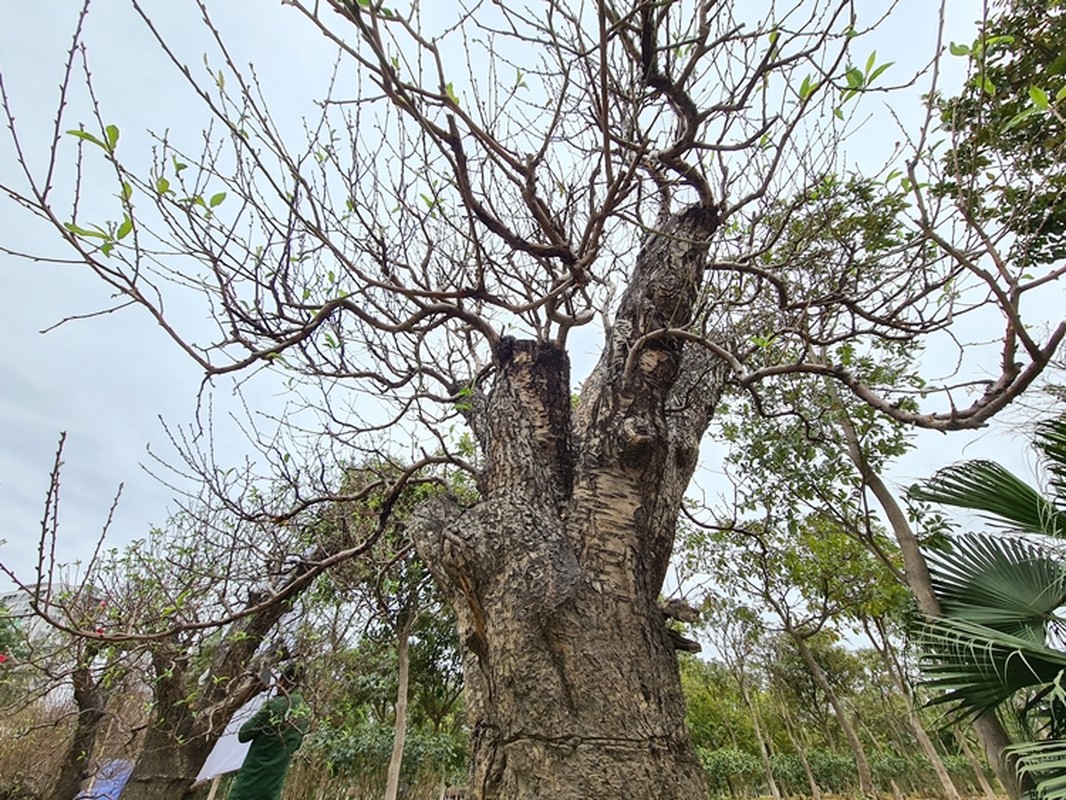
195, 691, 270, 781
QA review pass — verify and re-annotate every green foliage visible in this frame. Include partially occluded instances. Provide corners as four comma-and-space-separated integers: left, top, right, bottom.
698, 745, 938, 797
0, 606, 23, 658
0, 605, 30, 702
803, 749, 858, 792
680, 657, 756, 753
66, 123, 120, 154
698, 747, 762, 797
936, 0, 1066, 268
308, 718, 466, 782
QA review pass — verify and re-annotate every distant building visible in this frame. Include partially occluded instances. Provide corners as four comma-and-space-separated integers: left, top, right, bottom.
0, 582, 82, 642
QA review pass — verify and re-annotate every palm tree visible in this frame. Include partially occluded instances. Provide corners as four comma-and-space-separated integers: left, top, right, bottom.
911, 415, 1066, 799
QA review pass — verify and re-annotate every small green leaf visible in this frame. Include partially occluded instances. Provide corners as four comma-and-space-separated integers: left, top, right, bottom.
1056, 86, 1066, 102
116, 216, 133, 240
444, 82, 459, 105
101, 242, 114, 257
156, 177, 171, 194
216, 70, 225, 90
867, 62, 893, 84
1003, 106, 1038, 131
846, 67, 864, 89
209, 191, 227, 207
1029, 85, 1050, 110
105, 124, 120, 152
865, 51, 877, 76
172, 156, 188, 173
66, 129, 108, 150
63, 222, 109, 240
949, 41, 970, 56
121, 182, 133, 202
984, 34, 1014, 48
834, 106, 844, 120
976, 74, 996, 95
799, 75, 817, 100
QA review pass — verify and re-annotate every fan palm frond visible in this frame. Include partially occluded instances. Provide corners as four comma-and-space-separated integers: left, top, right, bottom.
926, 532, 1066, 642
912, 460, 1066, 539
919, 615, 1066, 719
1007, 738, 1066, 800
1035, 417, 1066, 511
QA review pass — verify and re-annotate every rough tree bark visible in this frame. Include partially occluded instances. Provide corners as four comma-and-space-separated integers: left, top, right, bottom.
49, 654, 108, 800
412, 205, 724, 799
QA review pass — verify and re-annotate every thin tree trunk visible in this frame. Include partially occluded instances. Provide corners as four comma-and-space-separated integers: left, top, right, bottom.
385, 615, 413, 800
957, 729, 999, 800
789, 631, 874, 795
778, 701, 821, 800
739, 683, 780, 800
864, 618, 961, 800
837, 410, 1026, 799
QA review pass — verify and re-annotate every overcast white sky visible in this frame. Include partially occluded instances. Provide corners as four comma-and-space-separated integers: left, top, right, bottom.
0, 1, 1049, 596
0, 1, 338, 591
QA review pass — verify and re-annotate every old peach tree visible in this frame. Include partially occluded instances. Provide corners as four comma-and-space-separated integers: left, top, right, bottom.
2, 1, 1062, 797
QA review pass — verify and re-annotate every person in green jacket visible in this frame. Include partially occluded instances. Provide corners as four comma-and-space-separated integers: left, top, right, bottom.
227, 665, 310, 800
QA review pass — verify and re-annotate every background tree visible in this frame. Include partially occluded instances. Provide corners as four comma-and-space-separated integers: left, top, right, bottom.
699, 597, 784, 800
936, 0, 1066, 272
6, 445, 387, 800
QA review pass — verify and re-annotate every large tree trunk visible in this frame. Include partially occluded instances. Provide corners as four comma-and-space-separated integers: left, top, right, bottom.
838, 413, 1027, 799
412, 205, 722, 798
121, 724, 213, 800
49, 658, 107, 800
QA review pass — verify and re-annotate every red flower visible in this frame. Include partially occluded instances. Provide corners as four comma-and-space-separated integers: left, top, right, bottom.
95, 627, 104, 635
0, 653, 7, 664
